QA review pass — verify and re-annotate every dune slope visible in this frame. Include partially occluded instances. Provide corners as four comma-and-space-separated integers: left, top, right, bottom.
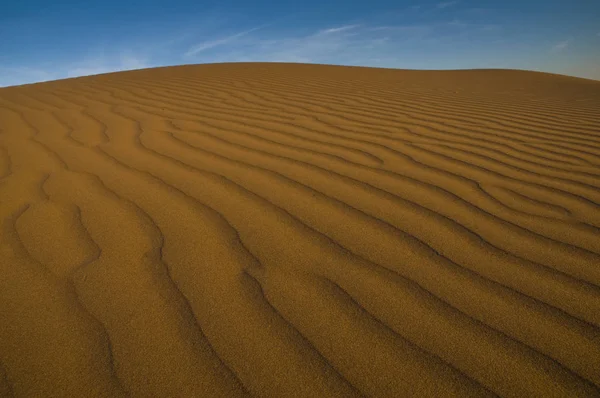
1, 63, 600, 397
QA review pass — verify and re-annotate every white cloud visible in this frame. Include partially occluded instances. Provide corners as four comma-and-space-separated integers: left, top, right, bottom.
0, 66, 60, 87
317, 25, 361, 35
120, 54, 149, 70
447, 19, 466, 27
0, 52, 151, 87
66, 67, 114, 78
66, 53, 149, 78
184, 25, 267, 57
551, 39, 570, 52
437, 1, 459, 9
198, 25, 392, 65
196, 21, 466, 66
183, 23, 364, 62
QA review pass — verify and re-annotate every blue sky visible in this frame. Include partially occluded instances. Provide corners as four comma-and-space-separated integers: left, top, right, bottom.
1, 0, 599, 87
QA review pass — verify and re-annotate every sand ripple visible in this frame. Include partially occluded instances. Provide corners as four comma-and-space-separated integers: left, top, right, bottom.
1, 63, 599, 397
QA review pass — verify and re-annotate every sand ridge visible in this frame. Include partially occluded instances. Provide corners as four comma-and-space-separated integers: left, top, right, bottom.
0, 63, 599, 397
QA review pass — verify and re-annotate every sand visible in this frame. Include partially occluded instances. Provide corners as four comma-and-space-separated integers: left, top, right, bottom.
0, 62, 599, 397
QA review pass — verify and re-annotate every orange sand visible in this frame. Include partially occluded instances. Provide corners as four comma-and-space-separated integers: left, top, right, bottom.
1, 63, 599, 397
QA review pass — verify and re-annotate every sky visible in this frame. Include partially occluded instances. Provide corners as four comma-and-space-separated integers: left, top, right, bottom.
1, 0, 599, 87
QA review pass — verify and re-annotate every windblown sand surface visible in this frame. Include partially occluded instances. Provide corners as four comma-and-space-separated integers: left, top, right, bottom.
1, 63, 600, 397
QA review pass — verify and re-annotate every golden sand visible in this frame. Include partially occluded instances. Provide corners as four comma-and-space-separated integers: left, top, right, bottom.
1, 63, 599, 397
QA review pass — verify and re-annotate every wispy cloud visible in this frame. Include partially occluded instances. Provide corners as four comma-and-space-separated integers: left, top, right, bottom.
437, 1, 459, 9
66, 52, 149, 78
184, 25, 267, 57
189, 23, 443, 67
317, 25, 361, 35
447, 19, 467, 27
0, 67, 60, 87
551, 39, 570, 52
463, 7, 490, 15
0, 52, 150, 87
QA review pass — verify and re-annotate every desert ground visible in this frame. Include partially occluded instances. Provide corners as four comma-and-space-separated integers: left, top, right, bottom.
0, 62, 599, 397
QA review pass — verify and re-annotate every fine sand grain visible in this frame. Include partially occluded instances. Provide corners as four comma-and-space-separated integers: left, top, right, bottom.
1, 63, 599, 397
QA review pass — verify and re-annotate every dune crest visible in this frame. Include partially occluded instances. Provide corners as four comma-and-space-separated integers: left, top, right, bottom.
1, 63, 599, 397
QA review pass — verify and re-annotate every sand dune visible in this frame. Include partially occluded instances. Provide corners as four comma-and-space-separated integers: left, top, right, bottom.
1, 63, 599, 397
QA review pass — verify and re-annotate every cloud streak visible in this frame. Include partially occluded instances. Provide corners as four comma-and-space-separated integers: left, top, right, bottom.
318, 25, 361, 35
552, 39, 570, 52
195, 25, 393, 65
185, 25, 267, 57
0, 52, 151, 87
437, 1, 459, 9
0, 67, 59, 87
